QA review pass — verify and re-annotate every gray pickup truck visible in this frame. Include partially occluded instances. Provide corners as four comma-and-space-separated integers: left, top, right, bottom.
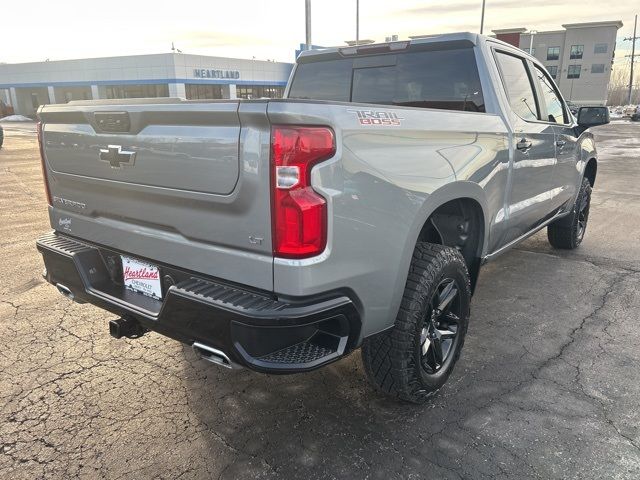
36, 33, 609, 403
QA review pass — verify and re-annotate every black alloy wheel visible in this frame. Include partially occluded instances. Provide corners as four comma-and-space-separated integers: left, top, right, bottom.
576, 189, 590, 242
420, 278, 462, 375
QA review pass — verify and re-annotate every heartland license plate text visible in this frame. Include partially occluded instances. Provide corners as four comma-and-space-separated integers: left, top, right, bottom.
121, 256, 162, 300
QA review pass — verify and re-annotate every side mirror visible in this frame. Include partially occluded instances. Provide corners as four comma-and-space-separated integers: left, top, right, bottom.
576, 106, 610, 133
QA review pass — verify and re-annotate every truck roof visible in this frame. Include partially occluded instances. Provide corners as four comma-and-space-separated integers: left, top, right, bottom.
296, 32, 530, 64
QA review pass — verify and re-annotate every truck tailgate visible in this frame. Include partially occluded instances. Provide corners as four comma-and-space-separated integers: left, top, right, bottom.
38, 99, 274, 290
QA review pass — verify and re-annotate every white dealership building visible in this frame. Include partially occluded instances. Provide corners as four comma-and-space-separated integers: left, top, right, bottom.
0, 53, 294, 117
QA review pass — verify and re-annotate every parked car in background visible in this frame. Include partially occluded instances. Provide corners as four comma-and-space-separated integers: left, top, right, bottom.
35, 33, 609, 403
631, 105, 640, 121
0, 100, 15, 120
566, 101, 579, 115
0, 124, 4, 148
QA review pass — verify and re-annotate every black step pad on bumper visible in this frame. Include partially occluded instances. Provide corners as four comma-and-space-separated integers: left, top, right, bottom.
37, 231, 361, 373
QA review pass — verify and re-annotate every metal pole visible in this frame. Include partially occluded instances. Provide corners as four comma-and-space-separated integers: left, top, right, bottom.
480, 0, 486, 34
529, 33, 534, 53
527, 30, 537, 55
356, 0, 360, 46
305, 0, 312, 50
629, 14, 637, 105
570, 78, 575, 101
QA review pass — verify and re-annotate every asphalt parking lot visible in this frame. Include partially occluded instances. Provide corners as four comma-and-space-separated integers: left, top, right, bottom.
1, 120, 640, 479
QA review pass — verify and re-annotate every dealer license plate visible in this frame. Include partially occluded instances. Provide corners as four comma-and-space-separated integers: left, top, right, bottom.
121, 256, 162, 300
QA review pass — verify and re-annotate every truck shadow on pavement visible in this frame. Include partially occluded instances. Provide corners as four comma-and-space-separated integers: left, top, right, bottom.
178, 247, 631, 479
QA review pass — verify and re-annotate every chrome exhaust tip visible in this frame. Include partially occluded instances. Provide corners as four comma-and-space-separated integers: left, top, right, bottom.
192, 342, 239, 369
56, 283, 74, 301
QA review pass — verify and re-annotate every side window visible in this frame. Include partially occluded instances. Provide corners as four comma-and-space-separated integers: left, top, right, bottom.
288, 58, 353, 102
495, 51, 539, 122
533, 65, 566, 124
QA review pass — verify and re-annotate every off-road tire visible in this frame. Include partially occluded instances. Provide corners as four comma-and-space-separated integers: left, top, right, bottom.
361, 242, 471, 404
547, 177, 592, 249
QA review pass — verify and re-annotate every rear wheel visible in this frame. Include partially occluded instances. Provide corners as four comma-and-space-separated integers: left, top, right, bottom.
361, 243, 471, 404
547, 177, 592, 249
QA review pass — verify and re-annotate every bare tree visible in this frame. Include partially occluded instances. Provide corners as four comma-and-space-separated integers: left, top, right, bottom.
608, 62, 640, 105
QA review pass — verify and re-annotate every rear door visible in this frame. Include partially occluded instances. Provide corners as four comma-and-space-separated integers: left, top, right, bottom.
494, 50, 559, 243
531, 64, 580, 208
39, 99, 274, 290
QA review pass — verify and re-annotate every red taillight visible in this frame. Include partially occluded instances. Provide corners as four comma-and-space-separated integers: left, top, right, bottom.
37, 121, 52, 206
271, 126, 335, 258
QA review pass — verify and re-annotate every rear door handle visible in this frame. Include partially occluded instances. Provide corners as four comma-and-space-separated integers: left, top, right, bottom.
556, 140, 566, 148
516, 138, 532, 151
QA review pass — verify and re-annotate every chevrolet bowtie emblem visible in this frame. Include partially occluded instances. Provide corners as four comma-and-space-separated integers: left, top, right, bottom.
99, 145, 136, 168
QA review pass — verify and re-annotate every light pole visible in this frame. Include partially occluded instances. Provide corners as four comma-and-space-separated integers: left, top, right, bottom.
480, 0, 486, 34
529, 30, 537, 55
356, 0, 360, 46
305, 0, 312, 50
628, 14, 638, 105
570, 78, 574, 101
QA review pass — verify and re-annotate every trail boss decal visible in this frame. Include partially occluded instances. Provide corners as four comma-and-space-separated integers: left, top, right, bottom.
349, 109, 403, 126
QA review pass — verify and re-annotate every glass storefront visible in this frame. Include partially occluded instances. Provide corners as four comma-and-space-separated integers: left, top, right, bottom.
185, 84, 224, 99
236, 85, 284, 99
106, 84, 169, 99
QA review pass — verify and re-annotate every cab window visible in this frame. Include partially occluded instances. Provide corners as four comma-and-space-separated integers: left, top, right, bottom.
534, 65, 567, 124
494, 51, 540, 122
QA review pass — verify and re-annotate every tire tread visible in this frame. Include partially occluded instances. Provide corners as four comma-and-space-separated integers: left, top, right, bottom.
362, 243, 470, 404
548, 177, 592, 249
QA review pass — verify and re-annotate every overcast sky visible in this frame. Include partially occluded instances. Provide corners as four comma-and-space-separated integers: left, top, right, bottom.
1, 0, 638, 64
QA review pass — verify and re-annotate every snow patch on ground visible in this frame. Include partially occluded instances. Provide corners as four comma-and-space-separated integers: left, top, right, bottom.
596, 135, 640, 160
0, 115, 34, 122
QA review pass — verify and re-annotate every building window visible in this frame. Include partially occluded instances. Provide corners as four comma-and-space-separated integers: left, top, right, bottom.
547, 47, 560, 61
236, 85, 284, 99
594, 43, 608, 54
185, 84, 224, 99
591, 64, 605, 74
523, 47, 535, 55
546, 65, 558, 79
567, 65, 581, 79
570, 45, 584, 59
105, 84, 169, 99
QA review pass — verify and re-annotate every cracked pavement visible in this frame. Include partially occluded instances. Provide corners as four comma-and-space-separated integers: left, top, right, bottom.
1, 120, 640, 479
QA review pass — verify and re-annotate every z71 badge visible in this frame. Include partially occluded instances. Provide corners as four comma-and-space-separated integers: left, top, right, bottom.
349, 109, 403, 126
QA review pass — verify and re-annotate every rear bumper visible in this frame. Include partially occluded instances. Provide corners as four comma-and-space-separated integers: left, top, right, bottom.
36, 231, 361, 373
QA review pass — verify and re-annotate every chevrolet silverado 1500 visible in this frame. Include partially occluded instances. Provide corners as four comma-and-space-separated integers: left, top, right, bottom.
36, 33, 609, 403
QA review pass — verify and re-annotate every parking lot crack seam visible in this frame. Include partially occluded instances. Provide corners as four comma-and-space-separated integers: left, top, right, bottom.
575, 360, 640, 453
514, 247, 640, 274
531, 270, 640, 452
0, 299, 20, 319
531, 271, 631, 380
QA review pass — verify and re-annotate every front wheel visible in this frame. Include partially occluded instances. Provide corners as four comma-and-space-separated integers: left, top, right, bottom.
547, 177, 592, 249
361, 243, 471, 404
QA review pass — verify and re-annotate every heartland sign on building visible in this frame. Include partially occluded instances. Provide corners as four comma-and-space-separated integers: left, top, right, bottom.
193, 69, 240, 79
